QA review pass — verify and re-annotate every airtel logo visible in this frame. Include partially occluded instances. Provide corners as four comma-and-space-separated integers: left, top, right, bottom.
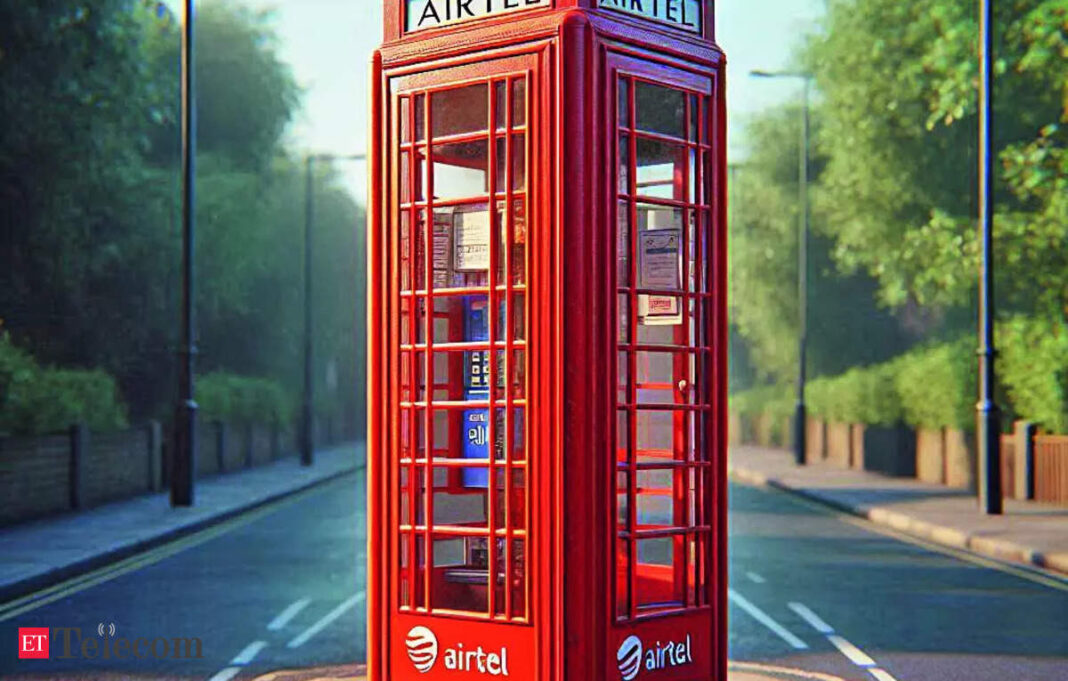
616, 633, 694, 679
406, 626, 439, 673
404, 626, 511, 676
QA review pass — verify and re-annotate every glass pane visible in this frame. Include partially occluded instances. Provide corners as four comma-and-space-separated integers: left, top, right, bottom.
616, 538, 630, 619
494, 81, 507, 131
511, 407, 526, 461
400, 212, 412, 292
616, 469, 631, 526
414, 535, 426, 608
636, 536, 685, 609
430, 205, 491, 289
636, 468, 677, 528
636, 137, 686, 200
414, 94, 426, 142
431, 83, 489, 138
432, 294, 488, 344
618, 77, 631, 128
400, 96, 411, 142
432, 536, 487, 613
635, 81, 686, 139
617, 200, 631, 286
433, 470, 488, 528
616, 411, 630, 464
399, 531, 410, 607
495, 349, 526, 398
414, 210, 428, 290
688, 94, 699, 141
500, 292, 526, 341
413, 408, 428, 459
636, 351, 695, 404
496, 198, 527, 285
510, 538, 526, 618
618, 134, 631, 193
617, 294, 630, 342
636, 409, 681, 462
512, 79, 526, 127
433, 140, 489, 199
617, 351, 629, 404
495, 134, 526, 191
493, 468, 526, 529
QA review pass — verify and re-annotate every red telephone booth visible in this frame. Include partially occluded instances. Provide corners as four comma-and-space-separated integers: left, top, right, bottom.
367, 1, 726, 679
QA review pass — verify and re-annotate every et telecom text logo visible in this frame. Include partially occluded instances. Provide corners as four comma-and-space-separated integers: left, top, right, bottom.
16, 624, 204, 661
18, 628, 49, 659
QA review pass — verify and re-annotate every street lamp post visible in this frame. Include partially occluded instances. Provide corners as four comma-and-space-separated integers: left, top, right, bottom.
172, 0, 197, 506
977, 0, 1002, 514
301, 153, 366, 467
750, 69, 812, 466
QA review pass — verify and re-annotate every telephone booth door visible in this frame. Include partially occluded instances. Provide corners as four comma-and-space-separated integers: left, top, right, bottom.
383, 49, 546, 679
608, 50, 725, 678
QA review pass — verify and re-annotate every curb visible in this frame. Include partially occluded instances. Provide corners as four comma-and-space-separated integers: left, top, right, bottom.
728, 465, 1068, 580
0, 463, 360, 605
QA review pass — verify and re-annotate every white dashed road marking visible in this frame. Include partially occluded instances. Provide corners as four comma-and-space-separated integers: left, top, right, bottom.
746, 571, 767, 584
728, 588, 808, 650
287, 592, 365, 649
268, 598, 312, 631
230, 640, 268, 665
788, 601, 900, 681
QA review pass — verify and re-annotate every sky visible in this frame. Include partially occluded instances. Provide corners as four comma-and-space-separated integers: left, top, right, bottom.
186, 0, 826, 200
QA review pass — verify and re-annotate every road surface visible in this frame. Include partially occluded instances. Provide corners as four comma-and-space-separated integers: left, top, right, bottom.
2, 472, 1066, 680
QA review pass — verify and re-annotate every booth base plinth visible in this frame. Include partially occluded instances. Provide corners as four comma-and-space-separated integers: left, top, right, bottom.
251, 662, 847, 681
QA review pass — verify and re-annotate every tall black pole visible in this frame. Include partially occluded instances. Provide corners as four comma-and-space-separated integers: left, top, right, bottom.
301, 155, 315, 467
794, 79, 810, 466
977, 0, 1002, 514
172, 0, 197, 507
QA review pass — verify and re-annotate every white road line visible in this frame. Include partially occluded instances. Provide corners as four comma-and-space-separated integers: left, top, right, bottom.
268, 598, 312, 631
287, 592, 365, 649
207, 666, 242, 681
868, 669, 900, 681
828, 635, 876, 668
727, 588, 808, 650
230, 640, 268, 665
746, 571, 767, 584
788, 602, 835, 634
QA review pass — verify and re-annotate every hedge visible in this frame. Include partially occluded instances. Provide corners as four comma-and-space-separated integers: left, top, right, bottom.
731, 338, 975, 431
998, 315, 1068, 433
197, 372, 294, 425
0, 333, 128, 435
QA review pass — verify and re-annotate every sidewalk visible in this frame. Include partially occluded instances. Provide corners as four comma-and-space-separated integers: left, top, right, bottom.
730, 444, 1068, 577
0, 443, 363, 603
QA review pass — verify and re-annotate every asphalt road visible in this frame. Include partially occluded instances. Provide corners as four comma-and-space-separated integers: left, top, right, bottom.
2, 473, 1066, 680
0, 471, 367, 681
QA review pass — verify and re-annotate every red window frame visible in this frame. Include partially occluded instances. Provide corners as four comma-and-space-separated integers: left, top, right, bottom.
391, 64, 535, 625
612, 63, 716, 622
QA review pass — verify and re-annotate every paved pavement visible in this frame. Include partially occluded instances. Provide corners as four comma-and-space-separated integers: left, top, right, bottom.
0, 444, 361, 603
729, 445, 1068, 576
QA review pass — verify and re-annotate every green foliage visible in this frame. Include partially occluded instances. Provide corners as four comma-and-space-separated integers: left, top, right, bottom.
893, 338, 977, 430
0, 0, 363, 433
197, 372, 294, 425
998, 315, 1068, 432
0, 333, 128, 435
730, 105, 913, 385
808, 364, 903, 426
730, 384, 793, 420
805, 0, 1068, 320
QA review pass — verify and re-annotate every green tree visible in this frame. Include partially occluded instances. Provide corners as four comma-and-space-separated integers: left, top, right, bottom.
804, 0, 1066, 319
730, 105, 912, 384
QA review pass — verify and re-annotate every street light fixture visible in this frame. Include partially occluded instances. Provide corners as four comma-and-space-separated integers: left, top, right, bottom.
750, 69, 813, 467
301, 153, 366, 467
